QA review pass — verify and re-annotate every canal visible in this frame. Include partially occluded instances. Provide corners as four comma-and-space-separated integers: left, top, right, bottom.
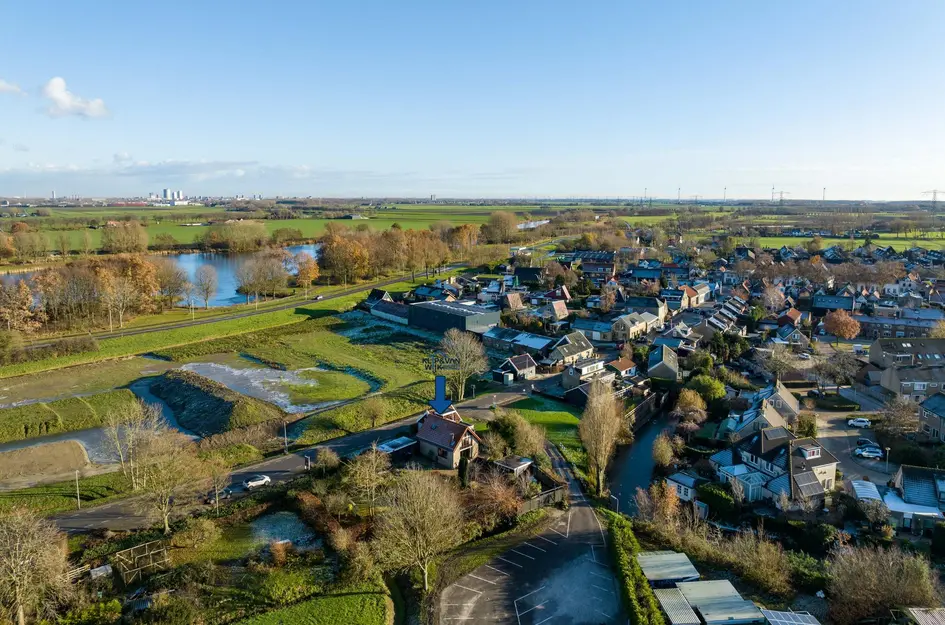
607, 414, 674, 515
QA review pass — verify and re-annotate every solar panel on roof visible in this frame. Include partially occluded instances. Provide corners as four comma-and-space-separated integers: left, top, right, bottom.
761, 609, 822, 625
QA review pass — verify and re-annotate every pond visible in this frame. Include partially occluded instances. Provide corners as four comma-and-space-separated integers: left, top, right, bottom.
607, 415, 673, 515
250, 510, 322, 550
179, 361, 367, 414
0, 242, 321, 307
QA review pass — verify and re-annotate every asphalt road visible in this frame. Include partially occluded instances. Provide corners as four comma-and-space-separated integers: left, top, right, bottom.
439, 445, 625, 625
52, 385, 533, 533
814, 404, 895, 484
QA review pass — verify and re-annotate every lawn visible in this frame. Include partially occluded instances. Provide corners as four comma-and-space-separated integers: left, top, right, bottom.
285, 370, 372, 404
235, 583, 391, 625
0, 470, 131, 515
506, 396, 582, 448
0, 388, 139, 443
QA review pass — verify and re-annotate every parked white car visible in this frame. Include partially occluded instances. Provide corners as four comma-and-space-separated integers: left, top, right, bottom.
242, 475, 272, 490
854, 447, 883, 459
797, 353, 811, 360
848, 418, 872, 429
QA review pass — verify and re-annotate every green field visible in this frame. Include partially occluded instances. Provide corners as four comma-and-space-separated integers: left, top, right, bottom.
0, 470, 131, 515
285, 370, 372, 404
235, 585, 390, 625
506, 396, 582, 448
0, 389, 139, 443
755, 234, 945, 252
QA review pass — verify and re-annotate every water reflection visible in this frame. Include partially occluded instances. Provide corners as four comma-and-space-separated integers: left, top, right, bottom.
0, 243, 321, 308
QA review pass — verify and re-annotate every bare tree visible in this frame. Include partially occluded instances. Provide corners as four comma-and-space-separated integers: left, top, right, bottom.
361, 396, 387, 429
439, 329, 488, 401
762, 345, 794, 381
154, 258, 187, 310
828, 545, 943, 625
137, 431, 206, 533
0, 508, 69, 625
374, 469, 464, 591
194, 265, 217, 309
762, 286, 785, 312
730, 477, 745, 508
182, 281, 196, 320
103, 400, 166, 491
465, 470, 522, 530
579, 378, 623, 496
652, 432, 675, 469
345, 443, 390, 517
878, 396, 919, 437
859, 499, 890, 526
314, 447, 341, 476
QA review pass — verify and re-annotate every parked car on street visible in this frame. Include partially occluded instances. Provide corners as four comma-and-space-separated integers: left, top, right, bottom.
798, 353, 811, 360
848, 418, 872, 429
204, 488, 233, 505
242, 475, 272, 490
857, 438, 878, 447
854, 447, 883, 459
807, 389, 823, 398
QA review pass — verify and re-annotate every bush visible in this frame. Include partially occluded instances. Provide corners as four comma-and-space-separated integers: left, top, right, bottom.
932, 522, 945, 559
787, 550, 830, 593
171, 518, 221, 549
137, 594, 201, 625
57, 600, 123, 625
341, 541, 376, 584
695, 483, 735, 520
795, 413, 817, 438
604, 510, 666, 625
259, 569, 321, 606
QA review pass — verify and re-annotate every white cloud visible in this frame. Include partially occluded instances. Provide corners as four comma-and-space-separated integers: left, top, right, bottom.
11, 144, 28, 153
41, 77, 108, 118
113, 152, 133, 164
0, 79, 23, 95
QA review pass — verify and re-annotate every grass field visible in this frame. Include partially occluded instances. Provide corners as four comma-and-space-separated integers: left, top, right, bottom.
286, 370, 372, 404
754, 234, 945, 252
0, 470, 130, 515
234, 584, 391, 625
506, 396, 582, 448
0, 270, 459, 379
0, 388, 139, 443
0, 440, 89, 479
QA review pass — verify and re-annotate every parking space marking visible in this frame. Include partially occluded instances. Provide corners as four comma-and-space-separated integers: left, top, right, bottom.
520, 601, 548, 616
510, 548, 536, 560
534, 617, 554, 625
566, 509, 571, 537
514, 586, 547, 602
468, 573, 497, 585
497, 556, 524, 568
537, 535, 557, 545
590, 544, 597, 563
522, 541, 547, 552
454, 584, 483, 595
549, 526, 567, 538
589, 570, 610, 580
485, 564, 509, 576
592, 583, 611, 592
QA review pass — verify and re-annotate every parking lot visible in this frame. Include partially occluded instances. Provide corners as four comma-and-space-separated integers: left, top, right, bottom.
815, 411, 895, 483
440, 446, 624, 624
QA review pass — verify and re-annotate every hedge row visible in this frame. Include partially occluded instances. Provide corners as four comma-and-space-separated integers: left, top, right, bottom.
604, 510, 666, 625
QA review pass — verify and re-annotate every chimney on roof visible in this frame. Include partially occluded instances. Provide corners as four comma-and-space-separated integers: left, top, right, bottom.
449, 434, 455, 446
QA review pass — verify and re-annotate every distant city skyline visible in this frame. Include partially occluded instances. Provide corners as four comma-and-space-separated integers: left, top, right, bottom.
3, 1, 945, 200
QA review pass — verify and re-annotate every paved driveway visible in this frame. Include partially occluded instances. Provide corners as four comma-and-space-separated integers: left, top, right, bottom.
814, 411, 896, 484
439, 445, 624, 624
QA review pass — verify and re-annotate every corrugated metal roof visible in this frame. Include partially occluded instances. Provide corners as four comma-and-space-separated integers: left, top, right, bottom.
676, 581, 764, 625
637, 551, 700, 583
849, 479, 881, 501
654, 588, 701, 625
908, 608, 945, 625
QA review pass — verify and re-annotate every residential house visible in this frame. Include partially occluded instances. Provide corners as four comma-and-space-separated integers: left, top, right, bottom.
853, 314, 938, 339
778, 308, 802, 327
573, 317, 615, 341
562, 357, 610, 390
606, 357, 638, 378
612, 314, 648, 342
407, 301, 500, 334
667, 471, 707, 502
410, 284, 457, 302
661, 288, 692, 313
365, 289, 393, 307
716, 382, 800, 441
481, 327, 555, 358
539, 300, 570, 323
648, 345, 679, 381
772, 324, 809, 347
492, 354, 538, 385
919, 393, 945, 442
414, 412, 482, 469
869, 338, 945, 368
369, 299, 410, 325
541, 331, 595, 366
581, 261, 617, 285
513, 266, 544, 286
887, 465, 945, 531
689, 283, 711, 306
811, 294, 856, 316
709, 427, 838, 507
500, 292, 525, 312
625, 296, 669, 323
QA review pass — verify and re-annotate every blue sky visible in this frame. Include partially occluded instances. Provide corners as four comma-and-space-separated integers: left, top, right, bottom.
2, 1, 944, 200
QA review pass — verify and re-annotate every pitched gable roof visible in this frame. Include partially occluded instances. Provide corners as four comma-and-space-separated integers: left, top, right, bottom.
415, 414, 481, 449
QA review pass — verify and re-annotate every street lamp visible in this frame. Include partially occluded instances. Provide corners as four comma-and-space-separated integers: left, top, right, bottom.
283, 421, 289, 455
492, 394, 497, 409
885, 447, 891, 473
471, 384, 476, 399
610, 493, 620, 514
